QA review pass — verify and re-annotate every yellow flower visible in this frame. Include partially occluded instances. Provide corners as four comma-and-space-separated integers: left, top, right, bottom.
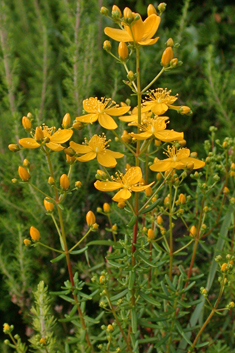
130, 116, 184, 142
19, 125, 73, 151
104, 13, 161, 46
142, 88, 191, 116
150, 146, 205, 172
70, 134, 124, 168
119, 106, 151, 124
76, 97, 131, 130
94, 166, 154, 202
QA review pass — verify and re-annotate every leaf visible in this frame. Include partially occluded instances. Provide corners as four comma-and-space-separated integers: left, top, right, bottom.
70, 246, 88, 255
50, 253, 66, 263
140, 291, 161, 307
59, 295, 76, 304
139, 198, 160, 215
108, 259, 125, 268
87, 240, 117, 247
127, 215, 137, 227
138, 253, 158, 267
131, 309, 137, 333
110, 289, 128, 301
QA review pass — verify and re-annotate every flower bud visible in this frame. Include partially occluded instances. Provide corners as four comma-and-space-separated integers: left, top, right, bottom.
35, 127, 44, 142
75, 181, 82, 188
121, 130, 131, 143
147, 4, 157, 16
24, 239, 31, 246
190, 225, 197, 237
223, 186, 229, 194
154, 139, 161, 146
93, 223, 99, 230
23, 159, 30, 167
231, 163, 235, 170
147, 229, 155, 240
62, 113, 71, 128
60, 174, 70, 190
44, 197, 54, 212
221, 263, 227, 272
48, 176, 55, 185
161, 47, 173, 67
178, 139, 187, 147
8, 144, 20, 152
158, 2, 167, 14
64, 147, 75, 156
99, 275, 105, 284
190, 152, 197, 158
103, 203, 111, 213
170, 58, 178, 67
156, 173, 162, 180
18, 166, 30, 181
118, 42, 129, 61
164, 196, 170, 206
166, 38, 174, 47
157, 215, 163, 225
126, 163, 131, 171
27, 112, 33, 118
22, 116, 32, 130
179, 106, 191, 115
118, 201, 125, 209
12, 178, 18, 184
100, 6, 109, 16
145, 186, 153, 197
112, 224, 117, 232
66, 154, 75, 164
123, 7, 134, 21
73, 121, 83, 130
3, 324, 10, 332
178, 193, 186, 204
112, 5, 122, 18
103, 40, 112, 52
107, 324, 113, 332
40, 338, 46, 345
30, 226, 40, 241
86, 210, 96, 226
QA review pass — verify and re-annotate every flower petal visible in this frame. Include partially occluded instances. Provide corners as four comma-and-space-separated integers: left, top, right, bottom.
104, 27, 131, 42
76, 151, 96, 162
51, 129, 73, 143
119, 114, 138, 122
70, 141, 92, 154
132, 132, 152, 140
122, 166, 142, 186
131, 181, 155, 192
98, 113, 118, 130
142, 15, 161, 40
112, 188, 132, 202
76, 114, 98, 124
138, 37, 159, 45
46, 142, 64, 151
150, 160, 174, 172
19, 138, 40, 149
176, 148, 190, 159
107, 150, 124, 159
105, 106, 131, 116
97, 151, 117, 168
94, 180, 122, 191
151, 103, 169, 115
181, 157, 205, 169
83, 97, 99, 113
155, 130, 184, 142
126, 16, 144, 42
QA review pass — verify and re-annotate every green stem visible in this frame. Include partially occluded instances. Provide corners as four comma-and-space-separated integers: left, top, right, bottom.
107, 214, 117, 243
124, 62, 138, 91
37, 242, 64, 254
141, 68, 165, 94
69, 228, 92, 252
29, 183, 52, 199
169, 184, 173, 281
112, 130, 136, 155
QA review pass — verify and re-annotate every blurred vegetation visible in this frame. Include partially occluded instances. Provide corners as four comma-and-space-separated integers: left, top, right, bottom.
0, 0, 234, 348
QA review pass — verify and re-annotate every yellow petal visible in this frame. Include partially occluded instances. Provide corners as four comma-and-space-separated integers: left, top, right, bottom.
46, 142, 64, 151
70, 141, 92, 154
51, 129, 73, 143
98, 113, 118, 130
132, 132, 152, 140
19, 138, 40, 149
142, 15, 160, 40
76, 152, 96, 162
76, 114, 98, 124
155, 130, 184, 142
126, 16, 144, 42
176, 148, 190, 159
112, 188, 132, 202
104, 27, 131, 42
94, 180, 122, 191
97, 151, 117, 168
138, 37, 159, 45
83, 97, 99, 113
105, 106, 131, 116
151, 103, 169, 115
107, 150, 124, 159
131, 181, 155, 192
122, 166, 142, 186
150, 160, 173, 172
181, 157, 205, 169
119, 114, 137, 122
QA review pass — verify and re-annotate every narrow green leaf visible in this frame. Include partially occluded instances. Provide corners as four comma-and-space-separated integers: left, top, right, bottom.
140, 291, 161, 307
138, 253, 158, 267
87, 240, 117, 246
108, 259, 125, 268
175, 321, 192, 345
139, 198, 160, 215
127, 215, 137, 227
70, 246, 88, 255
131, 309, 137, 334
50, 289, 70, 296
128, 270, 135, 290
59, 295, 75, 304
50, 253, 66, 263
110, 289, 128, 301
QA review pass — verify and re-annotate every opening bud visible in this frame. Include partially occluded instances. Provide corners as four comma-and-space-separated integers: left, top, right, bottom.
8, 144, 20, 152
121, 130, 132, 143
161, 47, 173, 67
147, 229, 155, 240
22, 116, 32, 130
99, 275, 106, 284
86, 210, 96, 226
147, 4, 157, 16
48, 176, 55, 185
179, 106, 191, 115
166, 38, 174, 47
12, 178, 18, 184
190, 225, 197, 237
23, 159, 30, 167
157, 215, 163, 225
60, 174, 70, 190
18, 166, 30, 181
164, 196, 170, 206
35, 127, 44, 142
103, 40, 112, 52
44, 197, 54, 212
103, 203, 111, 213
30, 226, 40, 241
96, 169, 107, 180
40, 338, 46, 345
112, 5, 122, 18
100, 6, 109, 16
170, 58, 178, 67
145, 186, 153, 197
64, 147, 75, 156
62, 113, 71, 128
190, 152, 197, 158
118, 42, 129, 61
24, 239, 31, 246
178, 193, 186, 204
73, 121, 83, 130
123, 7, 134, 22
178, 139, 187, 147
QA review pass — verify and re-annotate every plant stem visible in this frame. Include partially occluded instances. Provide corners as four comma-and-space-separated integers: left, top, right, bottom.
141, 68, 164, 94
169, 183, 173, 281
37, 242, 64, 253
